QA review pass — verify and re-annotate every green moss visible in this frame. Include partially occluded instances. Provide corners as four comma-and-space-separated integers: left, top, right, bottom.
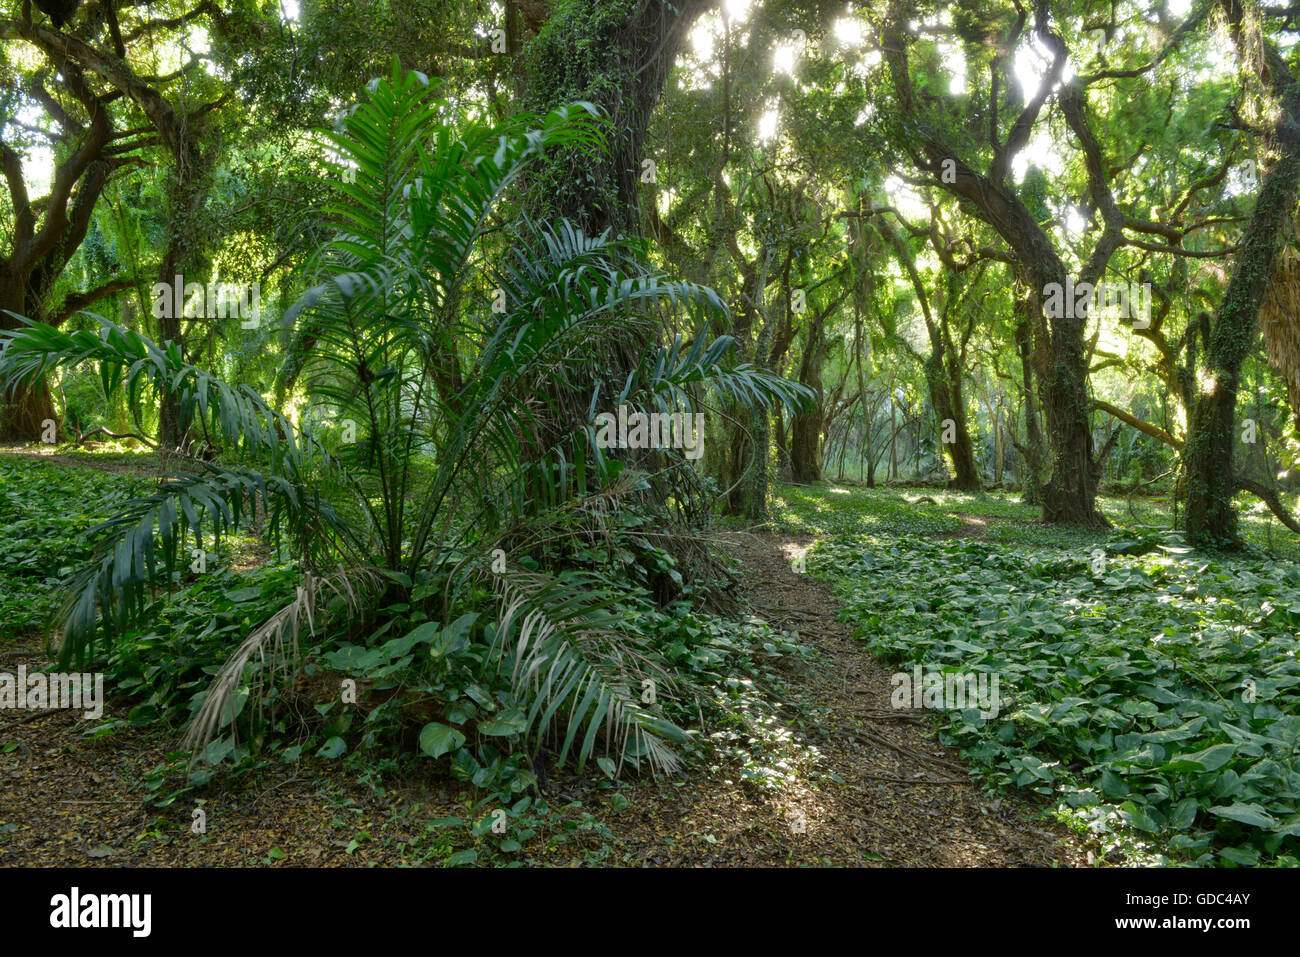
519, 0, 652, 230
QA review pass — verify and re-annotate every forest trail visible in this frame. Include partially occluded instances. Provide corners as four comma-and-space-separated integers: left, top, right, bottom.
640, 529, 1090, 866
939, 514, 998, 539
0, 446, 160, 476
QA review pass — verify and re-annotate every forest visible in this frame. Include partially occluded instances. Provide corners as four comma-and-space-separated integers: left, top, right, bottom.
0, 0, 1299, 881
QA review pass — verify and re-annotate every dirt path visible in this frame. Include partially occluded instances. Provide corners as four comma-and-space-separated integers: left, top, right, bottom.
528, 530, 1088, 865
655, 528, 1088, 866
0, 446, 160, 476
941, 514, 999, 539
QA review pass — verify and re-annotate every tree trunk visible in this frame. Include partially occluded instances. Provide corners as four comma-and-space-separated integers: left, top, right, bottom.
732, 306, 775, 519
774, 407, 791, 480
0, 271, 59, 441
864, 407, 876, 487
790, 309, 826, 483
890, 397, 898, 481
155, 182, 207, 458
1183, 3, 1300, 543
1184, 157, 1300, 540
517, 0, 721, 519
0, 379, 57, 442
1020, 261, 1104, 524
0, 270, 86, 436
993, 404, 1004, 486
925, 350, 979, 490
520, 0, 716, 237
1015, 310, 1047, 506
789, 407, 822, 482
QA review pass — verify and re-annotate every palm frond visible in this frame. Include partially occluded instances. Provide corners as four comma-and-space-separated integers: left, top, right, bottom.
0, 314, 317, 470
55, 462, 361, 668
182, 567, 384, 754
487, 571, 688, 777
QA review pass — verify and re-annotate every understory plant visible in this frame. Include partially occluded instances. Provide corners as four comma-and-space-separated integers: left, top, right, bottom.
0, 61, 808, 780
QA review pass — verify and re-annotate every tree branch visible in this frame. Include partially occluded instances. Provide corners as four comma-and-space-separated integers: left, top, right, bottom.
1093, 399, 1184, 449
1236, 476, 1300, 535
51, 277, 135, 325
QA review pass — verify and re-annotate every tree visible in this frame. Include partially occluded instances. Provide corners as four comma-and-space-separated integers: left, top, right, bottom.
0, 2, 256, 444
877, 0, 1220, 525
0, 12, 136, 438
1183, 0, 1300, 542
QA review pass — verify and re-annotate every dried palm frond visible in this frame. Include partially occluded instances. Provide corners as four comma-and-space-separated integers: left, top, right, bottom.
181, 567, 381, 755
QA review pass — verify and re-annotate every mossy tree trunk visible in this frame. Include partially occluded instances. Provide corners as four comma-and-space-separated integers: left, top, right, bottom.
512, 0, 721, 522
789, 313, 826, 484
519, 0, 717, 237
155, 156, 216, 459
1184, 154, 1300, 541
1184, 0, 1300, 543
1013, 308, 1048, 507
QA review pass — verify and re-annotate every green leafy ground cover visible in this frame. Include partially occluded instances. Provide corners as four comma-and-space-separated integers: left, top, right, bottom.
780, 483, 1300, 866
9, 453, 1300, 865
0, 452, 154, 640
0, 450, 812, 866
